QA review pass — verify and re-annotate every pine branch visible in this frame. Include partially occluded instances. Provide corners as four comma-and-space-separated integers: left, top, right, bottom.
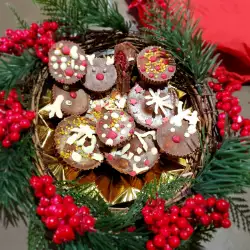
193, 137, 250, 196
0, 133, 36, 226
6, 3, 29, 29
33, 0, 130, 36
143, 0, 220, 89
0, 52, 39, 91
228, 192, 250, 233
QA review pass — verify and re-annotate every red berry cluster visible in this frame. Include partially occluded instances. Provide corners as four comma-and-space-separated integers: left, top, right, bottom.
142, 194, 231, 250
0, 89, 35, 148
30, 175, 96, 245
209, 66, 250, 137
0, 21, 58, 63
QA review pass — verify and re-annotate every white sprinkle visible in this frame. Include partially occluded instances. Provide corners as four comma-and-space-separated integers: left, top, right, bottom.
115, 124, 119, 128
134, 155, 141, 162
101, 133, 106, 138
137, 148, 143, 154
61, 57, 67, 62
54, 49, 61, 56
60, 63, 67, 71
127, 123, 132, 128
80, 65, 85, 71
75, 65, 79, 70
51, 56, 57, 62
151, 147, 158, 155
80, 55, 85, 60
184, 132, 190, 138
54, 72, 58, 75
106, 139, 113, 146
121, 129, 126, 135
104, 115, 108, 120
66, 76, 70, 79
111, 127, 117, 131
170, 128, 175, 132
71, 151, 82, 162
103, 124, 108, 129
65, 100, 72, 106
59, 43, 64, 48
74, 73, 78, 76
53, 63, 59, 70
121, 116, 127, 122
58, 74, 62, 77
111, 112, 119, 119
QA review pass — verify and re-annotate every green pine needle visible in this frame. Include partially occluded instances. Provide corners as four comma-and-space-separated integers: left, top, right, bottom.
143, 0, 220, 88
33, 0, 130, 36
0, 52, 39, 91
193, 137, 250, 196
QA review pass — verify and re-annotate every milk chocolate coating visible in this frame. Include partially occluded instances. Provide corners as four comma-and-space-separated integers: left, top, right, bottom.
84, 58, 117, 93
156, 120, 200, 157
53, 84, 89, 115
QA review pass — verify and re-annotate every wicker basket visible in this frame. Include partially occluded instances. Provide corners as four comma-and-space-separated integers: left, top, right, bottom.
31, 31, 217, 205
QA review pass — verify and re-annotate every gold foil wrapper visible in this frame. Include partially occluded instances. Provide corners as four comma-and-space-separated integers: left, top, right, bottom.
36, 84, 192, 206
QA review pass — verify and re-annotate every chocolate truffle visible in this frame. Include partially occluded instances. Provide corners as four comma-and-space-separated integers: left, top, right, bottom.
106, 129, 159, 176
48, 41, 87, 84
96, 110, 135, 147
49, 84, 89, 117
137, 46, 176, 85
114, 42, 137, 94
55, 116, 104, 170
156, 102, 200, 157
127, 84, 178, 129
83, 54, 117, 93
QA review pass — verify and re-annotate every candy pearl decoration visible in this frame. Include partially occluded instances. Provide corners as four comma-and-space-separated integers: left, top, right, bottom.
60, 63, 67, 71
54, 49, 61, 56
61, 57, 67, 63
96, 73, 104, 81
51, 56, 57, 62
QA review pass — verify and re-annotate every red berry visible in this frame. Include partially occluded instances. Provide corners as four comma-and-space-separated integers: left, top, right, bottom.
233, 83, 242, 91
10, 123, 21, 133
41, 175, 53, 185
69, 215, 81, 228
78, 206, 90, 215
223, 212, 230, 219
2, 138, 11, 148
216, 199, 230, 212
176, 217, 189, 229
159, 226, 171, 237
57, 225, 75, 241
42, 57, 49, 64
44, 184, 56, 197
163, 245, 173, 250
241, 129, 250, 137
53, 234, 62, 244
213, 84, 222, 92
30, 176, 43, 190
152, 208, 164, 220
0, 119, 8, 128
0, 126, 5, 137
50, 22, 59, 31
51, 194, 63, 205
185, 198, 196, 209
36, 206, 45, 216
194, 207, 205, 217
170, 205, 179, 215
9, 132, 20, 142
206, 197, 216, 207
19, 119, 31, 129
146, 240, 156, 250
185, 226, 194, 236
232, 115, 243, 124
25, 111, 36, 120
144, 215, 154, 224
216, 92, 223, 100
39, 197, 50, 207
31, 23, 39, 31
67, 204, 78, 216
218, 75, 227, 83
13, 114, 23, 123
180, 207, 191, 217
180, 230, 190, 240
153, 234, 166, 248
231, 105, 242, 115
222, 102, 231, 112
231, 123, 240, 131
53, 204, 66, 218
231, 97, 239, 105
82, 215, 95, 228
208, 81, 214, 88
218, 112, 226, 120
217, 120, 225, 129
168, 236, 180, 248
211, 212, 222, 222
216, 101, 223, 110
220, 129, 225, 136
43, 21, 51, 31
63, 195, 74, 204
200, 214, 211, 226
169, 214, 178, 223
170, 224, 180, 236
45, 216, 59, 229
221, 219, 231, 228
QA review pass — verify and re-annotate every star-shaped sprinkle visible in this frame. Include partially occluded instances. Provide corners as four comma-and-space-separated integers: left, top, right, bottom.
130, 99, 137, 105
135, 85, 143, 93
146, 118, 153, 126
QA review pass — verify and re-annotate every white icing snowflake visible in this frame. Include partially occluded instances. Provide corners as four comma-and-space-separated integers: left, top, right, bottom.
144, 89, 173, 116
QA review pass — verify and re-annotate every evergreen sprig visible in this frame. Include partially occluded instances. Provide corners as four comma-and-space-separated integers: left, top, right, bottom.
0, 133, 36, 226
0, 52, 39, 91
228, 192, 250, 233
143, 0, 220, 89
193, 137, 250, 196
33, 0, 130, 36
7, 3, 29, 29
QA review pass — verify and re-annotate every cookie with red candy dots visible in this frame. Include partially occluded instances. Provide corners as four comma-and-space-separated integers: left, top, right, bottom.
106, 129, 159, 176
83, 54, 117, 93
48, 41, 87, 84
127, 83, 178, 129
96, 110, 135, 147
137, 46, 176, 85
50, 83, 89, 117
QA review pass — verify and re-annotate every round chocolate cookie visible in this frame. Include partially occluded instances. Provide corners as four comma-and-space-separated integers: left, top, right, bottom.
106, 129, 159, 176
55, 116, 104, 170
127, 84, 178, 129
156, 120, 200, 158
84, 55, 117, 93
137, 46, 176, 85
48, 41, 87, 84
96, 110, 135, 146
51, 84, 89, 117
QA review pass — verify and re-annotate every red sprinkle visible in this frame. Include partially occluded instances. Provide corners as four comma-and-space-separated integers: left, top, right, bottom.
81, 60, 87, 67
120, 136, 124, 140
144, 159, 150, 166
120, 111, 124, 115
152, 47, 158, 52
62, 46, 70, 55
135, 85, 143, 93
65, 68, 74, 77
172, 135, 181, 143
129, 129, 134, 134
129, 171, 137, 177
130, 99, 137, 105
107, 130, 118, 139
107, 154, 113, 161
96, 73, 104, 81
155, 65, 161, 71
149, 56, 157, 62
129, 117, 134, 122
168, 66, 175, 72
161, 73, 167, 79
164, 59, 169, 65
120, 124, 125, 128
70, 91, 77, 99
140, 66, 146, 72
77, 73, 83, 79
148, 73, 154, 78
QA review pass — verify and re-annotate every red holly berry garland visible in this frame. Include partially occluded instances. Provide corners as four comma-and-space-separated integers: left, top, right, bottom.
30, 175, 96, 245
209, 66, 250, 137
0, 21, 58, 63
142, 194, 231, 250
0, 89, 36, 148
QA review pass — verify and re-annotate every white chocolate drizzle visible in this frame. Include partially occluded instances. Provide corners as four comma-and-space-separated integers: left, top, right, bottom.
44, 95, 64, 118
134, 131, 156, 151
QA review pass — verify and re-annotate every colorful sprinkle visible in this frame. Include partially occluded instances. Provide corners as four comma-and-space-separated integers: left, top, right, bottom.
70, 91, 77, 99
172, 135, 181, 143
144, 159, 150, 166
130, 99, 137, 105
168, 66, 175, 72
135, 85, 143, 93
146, 118, 153, 126
107, 130, 118, 139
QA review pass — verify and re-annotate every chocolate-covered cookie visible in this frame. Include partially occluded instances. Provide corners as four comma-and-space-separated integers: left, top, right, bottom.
48, 41, 87, 84
127, 84, 178, 129
84, 55, 117, 93
55, 116, 104, 170
96, 110, 135, 146
106, 129, 159, 176
137, 46, 176, 85
49, 84, 89, 117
